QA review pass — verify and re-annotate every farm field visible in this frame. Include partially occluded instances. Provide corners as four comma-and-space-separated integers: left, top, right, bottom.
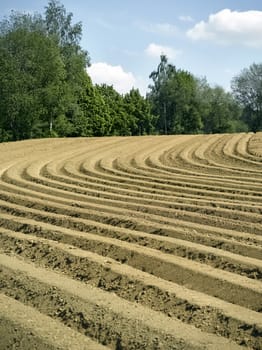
0, 132, 261, 350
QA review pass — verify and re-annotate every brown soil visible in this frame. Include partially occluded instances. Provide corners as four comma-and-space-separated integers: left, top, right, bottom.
0, 133, 261, 349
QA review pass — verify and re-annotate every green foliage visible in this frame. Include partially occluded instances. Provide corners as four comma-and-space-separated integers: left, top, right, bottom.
167, 70, 203, 134
0, 24, 66, 140
96, 84, 129, 136
231, 63, 262, 132
148, 55, 249, 135
0, 1, 91, 141
78, 80, 110, 136
54, 115, 74, 137
0, 2, 257, 142
44, 0, 90, 133
148, 55, 174, 134
148, 55, 202, 134
124, 88, 154, 135
196, 81, 243, 134
93, 85, 155, 136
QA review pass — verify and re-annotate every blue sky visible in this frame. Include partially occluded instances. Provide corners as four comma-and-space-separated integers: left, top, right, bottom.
1, 0, 262, 95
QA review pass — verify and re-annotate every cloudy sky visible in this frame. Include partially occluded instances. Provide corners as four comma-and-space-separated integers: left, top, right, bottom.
1, 0, 262, 95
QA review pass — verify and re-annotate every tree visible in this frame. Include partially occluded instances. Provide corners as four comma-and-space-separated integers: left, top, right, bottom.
231, 63, 262, 132
196, 82, 243, 134
124, 88, 154, 135
0, 21, 66, 140
44, 0, 90, 132
148, 55, 202, 134
0, 2, 91, 141
148, 55, 175, 134
166, 69, 202, 134
96, 84, 131, 135
76, 78, 110, 137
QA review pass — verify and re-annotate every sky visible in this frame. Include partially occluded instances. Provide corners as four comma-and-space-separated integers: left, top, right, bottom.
1, 0, 262, 95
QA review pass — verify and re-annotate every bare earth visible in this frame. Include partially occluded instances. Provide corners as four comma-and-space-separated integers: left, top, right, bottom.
0, 133, 261, 349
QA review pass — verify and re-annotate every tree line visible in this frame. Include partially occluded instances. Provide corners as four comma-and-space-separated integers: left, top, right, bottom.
0, 1, 261, 142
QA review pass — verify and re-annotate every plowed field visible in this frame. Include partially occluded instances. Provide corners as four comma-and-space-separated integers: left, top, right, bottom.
0, 133, 261, 350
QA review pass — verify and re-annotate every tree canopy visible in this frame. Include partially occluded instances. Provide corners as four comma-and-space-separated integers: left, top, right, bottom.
147, 55, 245, 135
0, 20, 66, 140
231, 63, 262, 132
0, 1, 260, 142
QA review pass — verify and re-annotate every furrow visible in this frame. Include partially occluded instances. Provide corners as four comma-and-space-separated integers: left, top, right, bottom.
0, 294, 109, 350
0, 134, 261, 349
0, 229, 261, 349
0, 211, 261, 310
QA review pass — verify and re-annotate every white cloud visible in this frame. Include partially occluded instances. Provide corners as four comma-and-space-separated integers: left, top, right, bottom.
137, 21, 178, 36
179, 15, 194, 22
187, 9, 262, 47
87, 62, 136, 95
134, 76, 150, 97
145, 43, 181, 60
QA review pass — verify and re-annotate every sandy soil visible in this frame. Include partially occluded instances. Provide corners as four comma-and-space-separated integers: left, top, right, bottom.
0, 133, 261, 349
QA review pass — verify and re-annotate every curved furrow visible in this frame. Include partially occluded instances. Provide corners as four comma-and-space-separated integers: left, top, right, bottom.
0, 185, 261, 262
125, 152, 262, 195
1, 138, 260, 242
1, 138, 260, 245
0, 180, 261, 262
40, 158, 262, 224
247, 132, 262, 157
191, 133, 262, 171
209, 133, 262, 170
0, 191, 261, 275
165, 134, 262, 178
227, 133, 262, 164
58, 159, 262, 215
10, 160, 262, 235
96, 156, 262, 202
99, 135, 262, 197
0, 134, 262, 350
